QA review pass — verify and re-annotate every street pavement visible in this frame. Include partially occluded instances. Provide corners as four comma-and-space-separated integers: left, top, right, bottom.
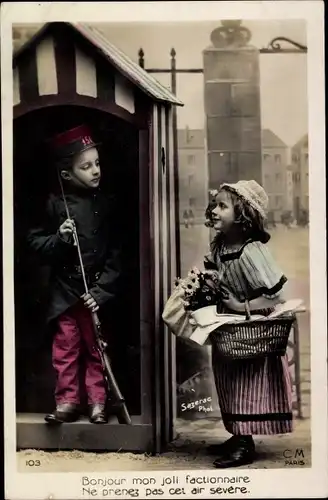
17, 416, 311, 471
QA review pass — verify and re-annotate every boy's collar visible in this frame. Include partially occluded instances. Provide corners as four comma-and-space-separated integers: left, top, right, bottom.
63, 182, 101, 197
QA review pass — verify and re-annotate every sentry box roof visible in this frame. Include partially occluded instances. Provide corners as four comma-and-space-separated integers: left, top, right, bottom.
13, 21, 183, 121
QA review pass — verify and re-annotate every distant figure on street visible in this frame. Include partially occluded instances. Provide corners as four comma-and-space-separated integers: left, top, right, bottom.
266, 210, 276, 229
298, 209, 309, 227
188, 208, 195, 227
281, 210, 293, 228
183, 209, 189, 228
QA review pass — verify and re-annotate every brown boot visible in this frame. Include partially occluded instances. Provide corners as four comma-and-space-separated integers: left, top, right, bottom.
89, 403, 108, 424
45, 403, 80, 425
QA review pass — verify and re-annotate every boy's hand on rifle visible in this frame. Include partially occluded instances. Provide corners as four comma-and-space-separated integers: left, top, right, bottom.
59, 219, 75, 243
81, 293, 99, 312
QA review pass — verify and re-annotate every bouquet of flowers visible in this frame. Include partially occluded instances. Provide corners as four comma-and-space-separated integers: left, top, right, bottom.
174, 267, 222, 312
163, 266, 223, 339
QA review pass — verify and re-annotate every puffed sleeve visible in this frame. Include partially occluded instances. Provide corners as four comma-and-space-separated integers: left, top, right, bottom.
239, 241, 287, 299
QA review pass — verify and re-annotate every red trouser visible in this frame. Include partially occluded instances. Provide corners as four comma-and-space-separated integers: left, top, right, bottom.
52, 301, 107, 405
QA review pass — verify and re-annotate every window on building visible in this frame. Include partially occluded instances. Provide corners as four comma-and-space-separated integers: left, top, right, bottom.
275, 173, 281, 181
263, 154, 271, 161
229, 164, 239, 176
305, 153, 309, 162
275, 154, 281, 164
186, 129, 193, 144
188, 174, 194, 186
189, 197, 196, 207
187, 154, 195, 166
275, 196, 281, 208
292, 154, 299, 163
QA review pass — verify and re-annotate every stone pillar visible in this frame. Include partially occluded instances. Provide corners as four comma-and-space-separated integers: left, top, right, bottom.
203, 20, 262, 188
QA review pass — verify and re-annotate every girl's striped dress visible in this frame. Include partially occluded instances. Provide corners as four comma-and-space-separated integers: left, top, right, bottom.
207, 239, 293, 435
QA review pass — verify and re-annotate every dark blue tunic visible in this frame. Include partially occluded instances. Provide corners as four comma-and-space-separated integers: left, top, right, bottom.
27, 186, 121, 323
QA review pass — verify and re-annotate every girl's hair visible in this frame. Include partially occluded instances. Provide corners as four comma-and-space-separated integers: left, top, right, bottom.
207, 188, 270, 253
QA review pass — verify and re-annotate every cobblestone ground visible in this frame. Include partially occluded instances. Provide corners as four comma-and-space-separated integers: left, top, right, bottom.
16, 226, 311, 472
17, 415, 310, 472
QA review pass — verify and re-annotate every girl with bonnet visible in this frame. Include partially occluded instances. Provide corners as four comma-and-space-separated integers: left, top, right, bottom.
204, 180, 292, 468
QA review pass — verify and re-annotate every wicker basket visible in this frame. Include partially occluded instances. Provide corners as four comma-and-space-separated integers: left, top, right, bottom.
210, 302, 295, 360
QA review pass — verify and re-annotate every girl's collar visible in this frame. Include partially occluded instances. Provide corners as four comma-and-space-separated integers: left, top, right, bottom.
218, 238, 253, 262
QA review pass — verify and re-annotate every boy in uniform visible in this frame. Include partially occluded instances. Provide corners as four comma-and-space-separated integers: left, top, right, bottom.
27, 124, 121, 425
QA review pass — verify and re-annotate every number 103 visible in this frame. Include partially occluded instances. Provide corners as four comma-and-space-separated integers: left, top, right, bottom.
25, 459, 41, 467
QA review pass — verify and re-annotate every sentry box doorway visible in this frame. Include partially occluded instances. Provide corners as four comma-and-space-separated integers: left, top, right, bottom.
13, 22, 183, 454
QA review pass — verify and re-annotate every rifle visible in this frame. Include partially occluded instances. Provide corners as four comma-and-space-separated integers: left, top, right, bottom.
57, 172, 132, 425
90, 312, 132, 424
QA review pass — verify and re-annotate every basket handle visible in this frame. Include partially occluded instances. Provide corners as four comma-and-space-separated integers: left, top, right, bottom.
245, 300, 251, 321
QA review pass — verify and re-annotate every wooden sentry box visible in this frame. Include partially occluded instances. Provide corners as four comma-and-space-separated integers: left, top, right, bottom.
12, 22, 183, 454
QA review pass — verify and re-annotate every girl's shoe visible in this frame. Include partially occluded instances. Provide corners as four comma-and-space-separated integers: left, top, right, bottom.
207, 435, 240, 456
213, 436, 256, 468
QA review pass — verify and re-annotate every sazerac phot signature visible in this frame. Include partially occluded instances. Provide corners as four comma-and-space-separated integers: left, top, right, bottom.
180, 396, 213, 414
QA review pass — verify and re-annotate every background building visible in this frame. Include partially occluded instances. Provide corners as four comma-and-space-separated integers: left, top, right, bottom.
261, 128, 289, 222
285, 165, 295, 213
177, 127, 207, 225
13, 24, 40, 51
291, 134, 309, 221
177, 126, 308, 226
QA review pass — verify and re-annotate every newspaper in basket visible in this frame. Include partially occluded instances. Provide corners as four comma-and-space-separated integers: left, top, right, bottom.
189, 300, 304, 359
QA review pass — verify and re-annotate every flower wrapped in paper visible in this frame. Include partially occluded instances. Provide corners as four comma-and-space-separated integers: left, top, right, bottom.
175, 267, 223, 311
162, 266, 224, 339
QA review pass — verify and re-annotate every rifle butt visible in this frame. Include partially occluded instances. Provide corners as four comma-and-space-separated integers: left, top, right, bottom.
117, 404, 132, 425
91, 311, 132, 425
